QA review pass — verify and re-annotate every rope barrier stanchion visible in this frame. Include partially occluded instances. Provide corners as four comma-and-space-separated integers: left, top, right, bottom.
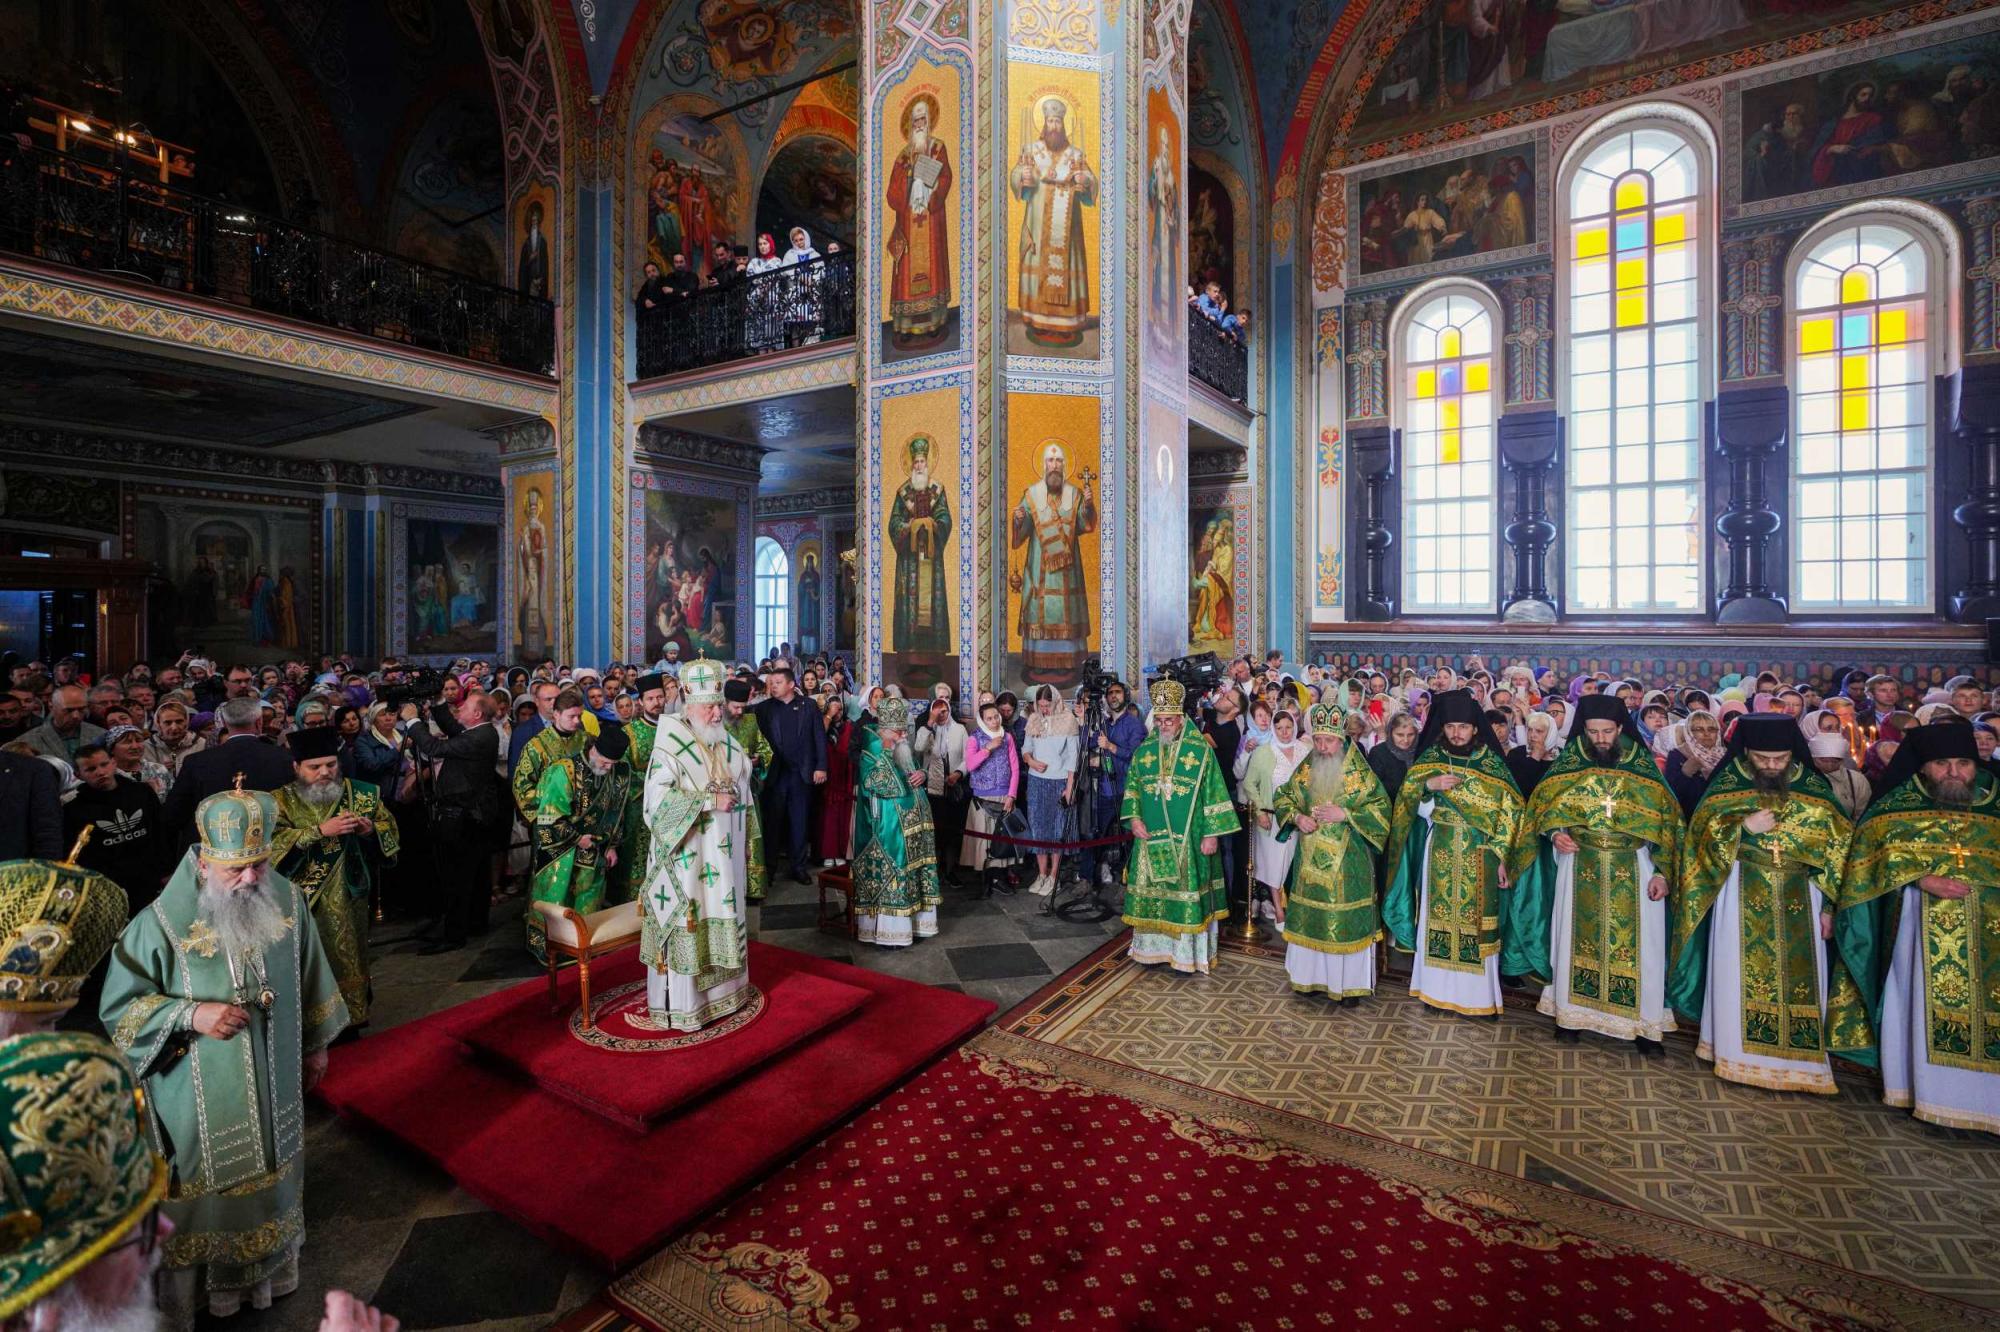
956, 826, 1132, 923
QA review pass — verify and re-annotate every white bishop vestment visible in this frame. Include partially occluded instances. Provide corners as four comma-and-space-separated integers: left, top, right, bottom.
641, 714, 754, 1031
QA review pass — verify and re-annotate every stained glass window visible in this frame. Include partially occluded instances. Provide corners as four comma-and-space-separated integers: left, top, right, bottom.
754, 537, 790, 658
1565, 126, 1703, 612
1398, 289, 1496, 613
1792, 222, 1932, 610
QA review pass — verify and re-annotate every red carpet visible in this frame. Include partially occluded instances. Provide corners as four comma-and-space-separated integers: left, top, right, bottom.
602, 1031, 1962, 1331
459, 951, 872, 1132
315, 941, 991, 1269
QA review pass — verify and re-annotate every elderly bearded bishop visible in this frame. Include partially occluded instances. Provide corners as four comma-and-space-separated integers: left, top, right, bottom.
101, 783, 348, 1331
640, 659, 755, 1032
1120, 679, 1239, 974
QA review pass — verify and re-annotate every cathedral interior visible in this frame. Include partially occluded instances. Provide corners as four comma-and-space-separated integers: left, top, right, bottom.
6, 0, 2000, 1329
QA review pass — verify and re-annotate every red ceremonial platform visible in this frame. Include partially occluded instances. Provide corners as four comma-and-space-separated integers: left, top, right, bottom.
314, 941, 993, 1268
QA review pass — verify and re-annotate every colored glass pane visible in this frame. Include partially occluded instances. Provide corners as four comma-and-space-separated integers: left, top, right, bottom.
1440, 327, 1461, 358
1615, 218, 1646, 251
1415, 368, 1436, 398
1440, 364, 1461, 395
1441, 431, 1460, 464
1654, 210, 1687, 246
1616, 258, 1646, 290
1840, 355, 1869, 391
1466, 361, 1490, 393
1615, 177, 1648, 211
1841, 267, 1873, 303
1441, 399, 1461, 428
1799, 317, 1834, 355
1616, 293, 1647, 328
1575, 226, 1608, 258
1879, 307, 1908, 345
1841, 313, 1871, 348
1841, 393, 1870, 431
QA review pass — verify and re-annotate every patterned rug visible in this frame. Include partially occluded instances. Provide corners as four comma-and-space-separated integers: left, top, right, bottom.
591, 939, 1997, 1331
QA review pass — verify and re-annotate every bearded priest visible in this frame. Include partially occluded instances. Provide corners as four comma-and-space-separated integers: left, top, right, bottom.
1383, 688, 1533, 1018
100, 783, 348, 1331
1273, 701, 1392, 1001
528, 725, 633, 963
1669, 714, 1851, 1094
640, 660, 755, 1030
1119, 679, 1239, 974
1516, 694, 1684, 1053
271, 726, 397, 1030
850, 695, 943, 946
1827, 722, 2000, 1133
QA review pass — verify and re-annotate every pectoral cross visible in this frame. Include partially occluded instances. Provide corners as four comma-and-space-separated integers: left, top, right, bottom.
1771, 841, 1784, 870
1600, 791, 1616, 823
1948, 840, 1972, 877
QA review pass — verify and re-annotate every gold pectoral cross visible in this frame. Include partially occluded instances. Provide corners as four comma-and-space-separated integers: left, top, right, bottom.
1947, 840, 1972, 877
1600, 791, 1616, 823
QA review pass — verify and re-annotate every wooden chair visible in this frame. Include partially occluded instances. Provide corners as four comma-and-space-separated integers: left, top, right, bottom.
531, 899, 642, 1032
816, 865, 858, 940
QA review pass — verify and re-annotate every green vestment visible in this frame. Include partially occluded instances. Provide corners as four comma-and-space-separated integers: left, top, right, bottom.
512, 723, 589, 823
724, 711, 773, 900
849, 727, 941, 931
615, 714, 658, 905
1826, 770, 2000, 1073
1668, 755, 1850, 1081
1512, 736, 1684, 1013
270, 779, 398, 1029
527, 756, 631, 963
1117, 731, 1240, 951
99, 853, 348, 1297
1273, 751, 1391, 961
1383, 744, 1533, 976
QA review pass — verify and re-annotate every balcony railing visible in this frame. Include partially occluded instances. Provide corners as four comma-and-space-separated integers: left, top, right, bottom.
0, 142, 555, 374
1189, 305, 1248, 403
634, 251, 855, 380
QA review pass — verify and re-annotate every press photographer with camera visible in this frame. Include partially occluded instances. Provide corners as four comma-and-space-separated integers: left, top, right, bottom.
399, 681, 503, 954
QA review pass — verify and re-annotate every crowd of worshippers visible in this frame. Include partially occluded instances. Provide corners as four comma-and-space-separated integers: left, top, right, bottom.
632, 228, 843, 357
1118, 653, 2000, 1137
1189, 278, 1251, 345
1, 646, 1998, 1330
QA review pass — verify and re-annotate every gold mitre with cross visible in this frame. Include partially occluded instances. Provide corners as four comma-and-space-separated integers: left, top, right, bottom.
1308, 702, 1344, 736
196, 779, 277, 867
1148, 678, 1185, 717
0, 834, 129, 1013
681, 659, 727, 705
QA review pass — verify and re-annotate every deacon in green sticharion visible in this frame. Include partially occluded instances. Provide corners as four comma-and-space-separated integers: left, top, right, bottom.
1513, 693, 1683, 1053
527, 723, 633, 963
101, 783, 348, 1331
1825, 722, 2000, 1134
1383, 689, 1537, 1018
1669, 714, 1851, 1094
1273, 701, 1391, 1001
270, 726, 397, 1030
1119, 678, 1240, 975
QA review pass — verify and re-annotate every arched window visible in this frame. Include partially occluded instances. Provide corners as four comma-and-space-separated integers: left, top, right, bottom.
1790, 219, 1939, 611
1396, 285, 1498, 613
754, 537, 790, 659
1562, 118, 1708, 612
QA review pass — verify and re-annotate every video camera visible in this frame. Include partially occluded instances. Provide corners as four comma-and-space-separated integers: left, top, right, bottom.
1148, 652, 1223, 716
378, 667, 449, 710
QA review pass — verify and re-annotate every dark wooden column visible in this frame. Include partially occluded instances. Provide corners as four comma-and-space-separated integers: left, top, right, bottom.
1498, 412, 1560, 623
1346, 423, 1396, 622
1713, 385, 1788, 625
1952, 362, 2000, 623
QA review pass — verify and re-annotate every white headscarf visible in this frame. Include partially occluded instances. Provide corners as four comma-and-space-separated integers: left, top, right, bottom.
783, 229, 820, 265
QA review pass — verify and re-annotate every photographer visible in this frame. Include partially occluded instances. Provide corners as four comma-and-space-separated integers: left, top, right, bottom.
399, 689, 502, 954
1077, 678, 1144, 889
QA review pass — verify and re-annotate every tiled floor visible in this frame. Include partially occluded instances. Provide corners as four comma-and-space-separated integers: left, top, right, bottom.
217, 862, 1123, 1332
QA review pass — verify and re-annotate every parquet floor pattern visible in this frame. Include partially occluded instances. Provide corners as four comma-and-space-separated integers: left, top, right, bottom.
1016, 945, 2000, 1308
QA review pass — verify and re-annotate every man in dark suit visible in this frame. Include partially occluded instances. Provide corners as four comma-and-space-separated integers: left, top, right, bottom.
753, 666, 827, 885
0, 750, 62, 860
401, 690, 503, 952
159, 696, 296, 850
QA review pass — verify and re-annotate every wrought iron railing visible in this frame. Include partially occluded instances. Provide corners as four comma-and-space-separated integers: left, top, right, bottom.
0, 142, 555, 374
634, 250, 856, 379
1189, 305, 1249, 403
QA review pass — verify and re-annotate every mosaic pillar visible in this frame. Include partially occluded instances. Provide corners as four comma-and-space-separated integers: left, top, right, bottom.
1497, 413, 1560, 624
1712, 385, 1788, 626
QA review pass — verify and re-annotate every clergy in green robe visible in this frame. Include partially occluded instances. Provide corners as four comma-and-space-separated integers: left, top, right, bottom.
1669, 715, 1851, 1094
1383, 689, 1533, 1018
723, 677, 773, 901
100, 784, 348, 1332
1827, 723, 2000, 1134
0, 836, 129, 1035
615, 673, 669, 905
270, 726, 398, 1031
1119, 678, 1240, 975
1513, 694, 1684, 1050
512, 688, 590, 824
527, 725, 632, 964
1274, 702, 1391, 1001
850, 696, 941, 946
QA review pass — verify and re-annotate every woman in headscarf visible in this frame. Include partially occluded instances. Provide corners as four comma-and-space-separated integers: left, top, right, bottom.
1664, 709, 1727, 818
746, 231, 785, 350
962, 697, 1019, 880
1239, 707, 1311, 926
1542, 695, 1571, 746
1020, 684, 1079, 896
1506, 711, 1558, 797
818, 692, 857, 866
